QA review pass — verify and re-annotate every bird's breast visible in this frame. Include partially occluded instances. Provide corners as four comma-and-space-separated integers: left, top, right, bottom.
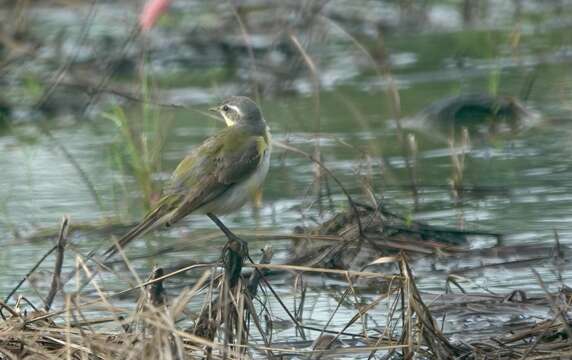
199, 131, 271, 215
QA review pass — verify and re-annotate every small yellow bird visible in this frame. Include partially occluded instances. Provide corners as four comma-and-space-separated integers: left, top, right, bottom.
104, 96, 271, 259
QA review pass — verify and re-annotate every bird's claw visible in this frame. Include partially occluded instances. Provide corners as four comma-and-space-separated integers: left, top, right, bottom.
226, 235, 248, 257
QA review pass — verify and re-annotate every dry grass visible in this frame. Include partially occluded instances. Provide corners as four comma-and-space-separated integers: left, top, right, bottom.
1, 211, 571, 359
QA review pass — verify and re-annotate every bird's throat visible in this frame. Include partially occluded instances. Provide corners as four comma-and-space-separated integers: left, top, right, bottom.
222, 114, 236, 127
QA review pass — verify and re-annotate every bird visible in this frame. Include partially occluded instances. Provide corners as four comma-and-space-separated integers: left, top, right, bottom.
103, 96, 271, 259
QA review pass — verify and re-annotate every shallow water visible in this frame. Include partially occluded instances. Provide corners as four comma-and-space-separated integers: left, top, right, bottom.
2, 0, 572, 353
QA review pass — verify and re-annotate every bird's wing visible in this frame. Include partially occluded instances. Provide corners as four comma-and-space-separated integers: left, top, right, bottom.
104, 128, 266, 259
164, 127, 267, 224
216, 130, 268, 184
103, 128, 267, 259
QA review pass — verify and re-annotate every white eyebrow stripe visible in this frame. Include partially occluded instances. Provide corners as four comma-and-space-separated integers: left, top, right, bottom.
226, 104, 242, 117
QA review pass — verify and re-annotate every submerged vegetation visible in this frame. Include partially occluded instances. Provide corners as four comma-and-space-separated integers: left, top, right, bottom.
1, 0, 572, 359
104, 74, 171, 214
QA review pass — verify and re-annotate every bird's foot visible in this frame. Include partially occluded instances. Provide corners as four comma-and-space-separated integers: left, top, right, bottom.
225, 234, 249, 257
222, 234, 248, 288
207, 213, 249, 256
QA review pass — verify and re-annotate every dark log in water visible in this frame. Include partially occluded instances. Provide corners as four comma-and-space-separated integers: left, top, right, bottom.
421, 93, 530, 133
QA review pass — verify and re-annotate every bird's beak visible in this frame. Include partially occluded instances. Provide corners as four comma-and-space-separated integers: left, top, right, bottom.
208, 106, 219, 113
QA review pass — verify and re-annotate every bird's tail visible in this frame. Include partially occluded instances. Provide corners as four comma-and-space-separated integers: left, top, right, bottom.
103, 203, 170, 260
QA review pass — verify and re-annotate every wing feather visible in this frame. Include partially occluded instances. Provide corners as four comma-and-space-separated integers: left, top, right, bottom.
164, 126, 266, 224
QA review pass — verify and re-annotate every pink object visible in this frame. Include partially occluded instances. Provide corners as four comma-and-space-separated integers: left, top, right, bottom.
140, 0, 172, 31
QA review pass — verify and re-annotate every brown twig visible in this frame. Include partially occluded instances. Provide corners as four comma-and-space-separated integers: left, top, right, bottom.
45, 216, 70, 311
5, 245, 58, 303
275, 140, 364, 236
33, 0, 98, 111
230, 2, 260, 102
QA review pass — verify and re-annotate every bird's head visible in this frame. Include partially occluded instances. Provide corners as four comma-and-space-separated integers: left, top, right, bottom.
209, 96, 265, 130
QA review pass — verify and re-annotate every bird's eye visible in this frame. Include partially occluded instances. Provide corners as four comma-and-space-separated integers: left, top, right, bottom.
222, 105, 230, 112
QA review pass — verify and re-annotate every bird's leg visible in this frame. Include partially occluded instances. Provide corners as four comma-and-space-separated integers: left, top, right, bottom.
207, 213, 248, 255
